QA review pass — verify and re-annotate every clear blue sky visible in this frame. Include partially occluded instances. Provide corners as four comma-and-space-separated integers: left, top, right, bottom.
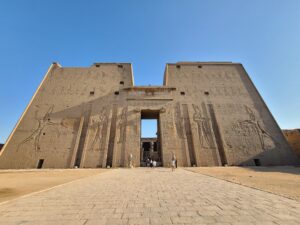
1, 0, 300, 142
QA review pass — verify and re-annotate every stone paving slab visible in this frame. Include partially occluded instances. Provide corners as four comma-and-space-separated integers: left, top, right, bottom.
0, 168, 299, 225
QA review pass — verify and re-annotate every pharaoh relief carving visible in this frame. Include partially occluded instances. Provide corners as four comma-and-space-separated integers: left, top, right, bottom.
89, 107, 110, 151
192, 104, 215, 149
17, 105, 75, 152
232, 106, 276, 151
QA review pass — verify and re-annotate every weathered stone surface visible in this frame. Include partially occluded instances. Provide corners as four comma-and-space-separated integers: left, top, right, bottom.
0, 62, 299, 168
283, 129, 300, 158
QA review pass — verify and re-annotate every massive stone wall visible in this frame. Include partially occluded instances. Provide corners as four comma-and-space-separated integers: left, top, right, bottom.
0, 63, 134, 168
164, 62, 299, 166
0, 62, 299, 168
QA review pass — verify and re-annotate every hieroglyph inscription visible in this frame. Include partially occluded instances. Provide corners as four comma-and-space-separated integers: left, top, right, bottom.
214, 103, 245, 115
192, 104, 215, 149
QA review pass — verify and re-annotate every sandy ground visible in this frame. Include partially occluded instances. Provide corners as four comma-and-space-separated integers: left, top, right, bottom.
0, 169, 107, 203
186, 166, 300, 201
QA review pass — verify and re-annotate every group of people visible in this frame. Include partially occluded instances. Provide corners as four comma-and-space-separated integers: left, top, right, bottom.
145, 153, 178, 171
146, 158, 157, 167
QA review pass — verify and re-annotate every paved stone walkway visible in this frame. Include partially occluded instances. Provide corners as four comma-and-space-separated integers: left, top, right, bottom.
0, 168, 299, 225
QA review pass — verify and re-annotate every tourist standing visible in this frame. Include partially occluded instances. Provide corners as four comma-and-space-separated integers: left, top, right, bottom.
171, 158, 176, 171
153, 160, 157, 167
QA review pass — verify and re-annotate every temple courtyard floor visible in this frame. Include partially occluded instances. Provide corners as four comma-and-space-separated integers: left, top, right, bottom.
0, 167, 299, 225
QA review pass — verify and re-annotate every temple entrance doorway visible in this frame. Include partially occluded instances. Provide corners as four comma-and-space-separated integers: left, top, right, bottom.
140, 110, 162, 167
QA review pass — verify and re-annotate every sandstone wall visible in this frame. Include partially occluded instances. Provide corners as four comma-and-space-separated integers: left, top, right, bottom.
0, 62, 298, 168
0, 63, 134, 168
164, 62, 299, 166
283, 129, 300, 158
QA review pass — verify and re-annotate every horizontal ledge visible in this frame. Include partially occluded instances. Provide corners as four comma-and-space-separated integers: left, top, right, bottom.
123, 86, 176, 92
126, 98, 173, 101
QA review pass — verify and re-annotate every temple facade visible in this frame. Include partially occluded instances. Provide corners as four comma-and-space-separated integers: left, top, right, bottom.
0, 62, 299, 168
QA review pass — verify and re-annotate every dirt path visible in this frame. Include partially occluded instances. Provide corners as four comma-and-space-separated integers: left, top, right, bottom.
186, 166, 300, 201
0, 169, 107, 203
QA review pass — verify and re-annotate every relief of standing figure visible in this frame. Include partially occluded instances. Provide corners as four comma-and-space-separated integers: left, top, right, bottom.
192, 104, 214, 149
17, 105, 59, 152
89, 108, 108, 151
239, 106, 277, 150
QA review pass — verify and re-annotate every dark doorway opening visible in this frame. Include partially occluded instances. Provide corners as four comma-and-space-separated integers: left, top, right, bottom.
254, 159, 261, 166
37, 159, 44, 169
140, 110, 162, 167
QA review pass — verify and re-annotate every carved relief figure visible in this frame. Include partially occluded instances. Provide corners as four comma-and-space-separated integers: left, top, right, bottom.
89, 107, 109, 151
17, 105, 59, 152
192, 104, 215, 149
237, 106, 276, 150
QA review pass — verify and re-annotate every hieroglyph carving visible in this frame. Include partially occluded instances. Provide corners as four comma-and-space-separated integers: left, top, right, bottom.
233, 106, 276, 150
192, 104, 215, 149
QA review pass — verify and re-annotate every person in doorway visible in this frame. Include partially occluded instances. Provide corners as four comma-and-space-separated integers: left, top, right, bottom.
153, 160, 157, 167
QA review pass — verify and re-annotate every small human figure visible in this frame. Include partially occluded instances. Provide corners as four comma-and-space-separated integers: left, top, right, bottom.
171, 159, 176, 172
146, 158, 150, 167
128, 153, 133, 168
150, 159, 153, 168
153, 160, 157, 167
171, 152, 176, 171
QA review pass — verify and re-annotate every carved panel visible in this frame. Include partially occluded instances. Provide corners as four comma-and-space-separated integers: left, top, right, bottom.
174, 103, 185, 139
182, 104, 196, 166
107, 104, 118, 167
192, 103, 215, 149
16, 105, 77, 154
119, 107, 128, 143
88, 107, 110, 152
226, 105, 276, 154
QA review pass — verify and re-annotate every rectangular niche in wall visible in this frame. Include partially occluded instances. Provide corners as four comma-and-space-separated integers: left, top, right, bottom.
37, 159, 44, 169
